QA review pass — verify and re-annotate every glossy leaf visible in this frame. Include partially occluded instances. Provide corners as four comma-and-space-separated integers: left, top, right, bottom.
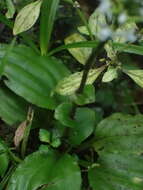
40, 0, 60, 55
13, 0, 42, 35
65, 33, 92, 65
0, 139, 9, 177
55, 104, 96, 145
89, 113, 143, 190
69, 107, 96, 145
55, 103, 76, 127
7, 151, 81, 190
39, 129, 50, 143
123, 69, 143, 88
0, 86, 28, 125
55, 66, 105, 96
1, 45, 70, 110
102, 66, 118, 83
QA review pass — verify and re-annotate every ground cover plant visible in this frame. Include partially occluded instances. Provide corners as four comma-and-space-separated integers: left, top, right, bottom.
0, 0, 143, 189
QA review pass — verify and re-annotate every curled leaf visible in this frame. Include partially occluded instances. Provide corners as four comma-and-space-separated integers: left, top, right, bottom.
55, 66, 105, 96
13, 0, 42, 35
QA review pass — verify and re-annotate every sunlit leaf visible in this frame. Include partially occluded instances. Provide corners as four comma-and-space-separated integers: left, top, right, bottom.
13, 0, 42, 35
102, 66, 118, 83
5, 0, 15, 19
65, 33, 92, 65
56, 66, 105, 96
123, 69, 143, 88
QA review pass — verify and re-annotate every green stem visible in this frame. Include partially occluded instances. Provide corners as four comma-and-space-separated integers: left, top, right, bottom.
77, 41, 107, 94
76, 8, 94, 41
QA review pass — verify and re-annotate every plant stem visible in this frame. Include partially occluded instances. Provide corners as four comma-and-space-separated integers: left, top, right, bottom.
77, 41, 107, 94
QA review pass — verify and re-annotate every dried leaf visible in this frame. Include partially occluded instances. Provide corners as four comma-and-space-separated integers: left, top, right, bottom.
14, 121, 27, 147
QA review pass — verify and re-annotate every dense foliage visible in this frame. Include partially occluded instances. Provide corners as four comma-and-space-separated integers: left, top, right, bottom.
0, 0, 143, 189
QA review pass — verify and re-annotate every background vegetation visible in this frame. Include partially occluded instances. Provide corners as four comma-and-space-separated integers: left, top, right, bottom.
0, 0, 143, 189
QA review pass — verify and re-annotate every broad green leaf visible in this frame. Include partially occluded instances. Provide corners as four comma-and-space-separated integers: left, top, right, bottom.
0, 86, 28, 125
65, 33, 92, 65
13, 0, 42, 35
71, 85, 96, 105
7, 151, 81, 190
89, 113, 143, 190
55, 104, 96, 145
69, 107, 96, 145
123, 69, 143, 88
39, 129, 50, 143
40, 0, 60, 55
102, 66, 118, 83
55, 103, 76, 128
5, 0, 15, 19
56, 66, 105, 96
1, 45, 70, 110
0, 139, 9, 177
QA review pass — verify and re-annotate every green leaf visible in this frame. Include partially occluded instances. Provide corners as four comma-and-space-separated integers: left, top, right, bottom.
123, 69, 143, 88
48, 41, 99, 56
0, 139, 9, 178
89, 9, 106, 35
39, 129, 50, 143
55, 103, 76, 127
71, 85, 96, 105
69, 108, 96, 145
113, 42, 143, 56
7, 151, 81, 190
64, 33, 92, 65
55, 66, 105, 96
5, 0, 15, 19
89, 113, 143, 190
0, 86, 28, 125
113, 22, 137, 43
13, 0, 42, 35
102, 66, 118, 83
1, 45, 70, 110
55, 104, 96, 145
40, 0, 60, 55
